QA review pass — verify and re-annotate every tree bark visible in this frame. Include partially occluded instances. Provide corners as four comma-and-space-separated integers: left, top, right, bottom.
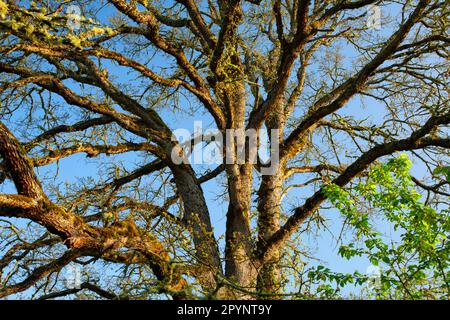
256, 165, 284, 298
222, 81, 258, 298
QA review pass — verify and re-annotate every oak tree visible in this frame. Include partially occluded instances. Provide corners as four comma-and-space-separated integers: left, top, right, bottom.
0, 0, 448, 299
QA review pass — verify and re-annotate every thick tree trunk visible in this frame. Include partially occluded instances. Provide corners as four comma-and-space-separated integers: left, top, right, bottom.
222, 82, 258, 299
170, 164, 223, 290
256, 166, 284, 298
255, 101, 286, 298
223, 162, 257, 298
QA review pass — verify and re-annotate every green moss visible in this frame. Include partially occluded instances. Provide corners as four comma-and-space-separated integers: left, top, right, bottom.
0, 0, 8, 20
25, 24, 35, 36
90, 27, 105, 36
67, 33, 82, 48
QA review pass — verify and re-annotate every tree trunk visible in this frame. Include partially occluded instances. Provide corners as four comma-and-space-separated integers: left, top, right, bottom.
255, 100, 286, 298
222, 82, 258, 299
223, 162, 256, 298
170, 164, 223, 290
256, 162, 284, 298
